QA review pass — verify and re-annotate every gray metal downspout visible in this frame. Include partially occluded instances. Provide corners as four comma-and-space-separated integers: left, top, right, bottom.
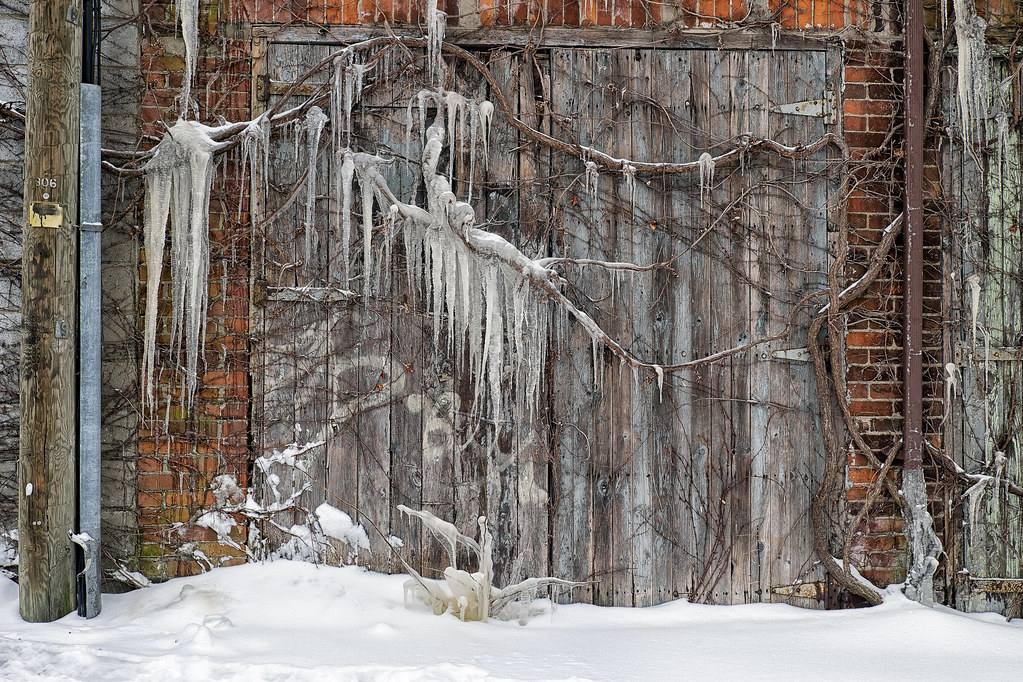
78, 83, 102, 618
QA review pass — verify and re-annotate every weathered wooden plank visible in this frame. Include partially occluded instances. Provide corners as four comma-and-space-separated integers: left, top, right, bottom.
513, 50, 553, 587
725, 49, 755, 605
624, 49, 655, 608
686, 49, 727, 604
548, 48, 598, 603
256, 43, 304, 552
746, 47, 772, 604
254, 24, 845, 52
757, 49, 830, 606
661, 48, 700, 604
963, 61, 1023, 602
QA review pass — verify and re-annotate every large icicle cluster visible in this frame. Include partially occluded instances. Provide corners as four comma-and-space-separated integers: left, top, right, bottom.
391, 111, 548, 419
952, 0, 992, 146
143, 119, 227, 412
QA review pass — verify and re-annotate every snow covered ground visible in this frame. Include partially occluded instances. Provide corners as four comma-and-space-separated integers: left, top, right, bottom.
0, 560, 1020, 681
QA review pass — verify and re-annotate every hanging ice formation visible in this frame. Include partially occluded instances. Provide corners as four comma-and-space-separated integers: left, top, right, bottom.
623, 164, 637, 217
238, 114, 270, 220
952, 0, 991, 146
364, 107, 554, 419
331, 53, 369, 148
175, 0, 201, 117
584, 160, 599, 204
426, 2, 447, 86
965, 273, 981, 346
478, 100, 495, 169
699, 152, 714, 208
143, 119, 229, 413
302, 106, 329, 261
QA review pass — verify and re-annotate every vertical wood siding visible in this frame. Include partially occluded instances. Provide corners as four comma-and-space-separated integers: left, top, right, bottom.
252, 41, 837, 606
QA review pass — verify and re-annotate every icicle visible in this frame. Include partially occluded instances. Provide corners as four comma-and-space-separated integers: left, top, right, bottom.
623, 164, 637, 218
468, 101, 479, 203
426, 1, 447, 87
238, 116, 269, 222
944, 362, 960, 415
484, 267, 503, 419
699, 152, 714, 208
339, 151, 355, 285
770, 23, 779, 52
142, 170, 172, 411
445, 91, 466, 181
995, 109, 1009, 188
303, 107, 328, 263
966, 273, 981, 346
361, 170, 375, 295
418, 91, 431, 145
584, 161, 599, 204
344, 61, 369, 146
477, 100, 494, 171
406, 95, 416, 151
430, 237, 445, 349
175, 0, 200, 118
654, 364, 664, 403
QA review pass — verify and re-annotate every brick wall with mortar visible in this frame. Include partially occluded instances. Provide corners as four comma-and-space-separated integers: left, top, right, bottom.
138, 0, 254, 578
841, 38, 947, 591
135, 0, 943, 592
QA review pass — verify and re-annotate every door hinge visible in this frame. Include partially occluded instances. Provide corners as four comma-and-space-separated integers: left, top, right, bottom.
770, 581, 825, 599
771, 347, 811, 362
953, 341, 1021, 364
963, 576, 1023, 594
257, 71, 270, 103
771, 92, 836, 124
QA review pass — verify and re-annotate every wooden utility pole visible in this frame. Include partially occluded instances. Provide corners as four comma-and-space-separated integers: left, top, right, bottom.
19, 0, 83, 621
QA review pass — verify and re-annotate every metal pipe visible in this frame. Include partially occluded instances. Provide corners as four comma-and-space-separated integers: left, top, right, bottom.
903, 0, 924, 471
78, 82, 102, 619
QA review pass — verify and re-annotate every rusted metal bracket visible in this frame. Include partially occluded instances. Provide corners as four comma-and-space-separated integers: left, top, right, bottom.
953, 341, 1021, 364
770, 581, 826, 600
771, 347, 811, 362
771, 92, 836, 123
964, 576, 1023, 594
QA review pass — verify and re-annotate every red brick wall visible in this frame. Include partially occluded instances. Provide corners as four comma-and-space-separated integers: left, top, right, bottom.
136, 0, 939, 591
138, 2, 254, 578
841, 40, 945, 589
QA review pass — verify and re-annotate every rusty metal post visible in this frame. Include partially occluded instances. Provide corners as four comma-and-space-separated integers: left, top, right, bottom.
903, 0, 924, 473
901, 0, 941, 606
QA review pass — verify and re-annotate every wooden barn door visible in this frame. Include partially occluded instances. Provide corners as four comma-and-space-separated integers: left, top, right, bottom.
546, 46, 837, 606
249, 38, 553, 583
949, 63, 1023, 613
249, 32, 839, 607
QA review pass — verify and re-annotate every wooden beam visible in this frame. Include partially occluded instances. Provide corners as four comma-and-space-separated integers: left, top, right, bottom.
19, 0, 82, 621
252, 24, 844, 51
